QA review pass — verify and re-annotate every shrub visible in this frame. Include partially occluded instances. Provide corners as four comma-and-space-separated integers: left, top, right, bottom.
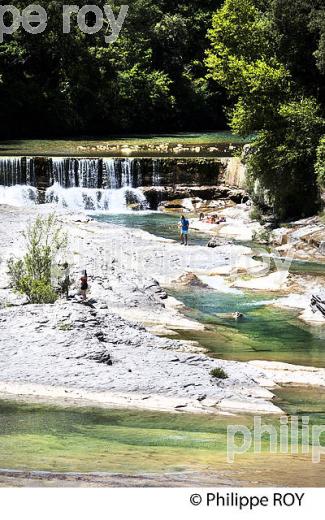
252, 228, 271, 244
7, 214, 68, 304
21, 277, 58, 304
57, 322, 73, 331
250, 206, 263, 222
210, 367, 229, 380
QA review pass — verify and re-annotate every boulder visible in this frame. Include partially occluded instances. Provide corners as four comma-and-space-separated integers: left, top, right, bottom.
208, 236, 225, 248
85, 351, 113, 366
140, 185, 248, 210
175, 273, 208, 287
272, 228, 289, 246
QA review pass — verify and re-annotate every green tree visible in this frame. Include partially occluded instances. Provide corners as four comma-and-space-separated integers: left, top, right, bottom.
206, 0, 325, 219
8, 214, 68, 304
0, 0, 225, 137
316, 136, 325, 187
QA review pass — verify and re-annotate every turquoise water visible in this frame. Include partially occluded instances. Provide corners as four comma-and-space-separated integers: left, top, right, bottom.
169, 287, 325, 367
289, 259, 325, 275
0, 399, 268, 475
95, 212, 325, 274
0, 397, 324, 485
1, 211, 324, 483
254, 253, 325, 276
94, 212, 210, 246
93, 211, 325, 368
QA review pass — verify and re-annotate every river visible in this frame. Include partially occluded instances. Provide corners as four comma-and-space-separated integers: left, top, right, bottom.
1, 388, 325, 486
97, 212, 325, 368
1, 205, 325, 486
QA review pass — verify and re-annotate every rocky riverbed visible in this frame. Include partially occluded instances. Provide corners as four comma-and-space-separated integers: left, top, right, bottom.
190, 205, 325, 322
1, 204, 325, 415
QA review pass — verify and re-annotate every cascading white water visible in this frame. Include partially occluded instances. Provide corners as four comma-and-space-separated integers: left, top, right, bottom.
52, 157, 66, 186
52, 158, 77, 187
0, 156, 161, 211
121, 158, 133, 187
78, 159, 100, 188
26, 157, 35, 185
52, 158, 100, 188
47, 158, 144, 211
0, 157, 24, 185
0, 157, 38, 206
103, 159, 118, 189
0, 185, 38, 207
152, 159, 162, 186
103, 158, 136, 189
45, 182, 147, 212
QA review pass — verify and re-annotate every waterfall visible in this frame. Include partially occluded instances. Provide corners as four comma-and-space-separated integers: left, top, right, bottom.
0, 156, 36, 186
52, 158, 77, 187
0, 157, 38, 206
0, 157, 24, 186
78, 159, 100, 188
52, 158, 100, 188
26, 157, 35, 185
0, 185, 38, 207
103, 159, 118, 189
45, 183, 147, 212
0, 156, 162, 211
52, 158, 67, 186
103, 158, 136, 189
152, 159, 162, 186
121, 158, 134, 187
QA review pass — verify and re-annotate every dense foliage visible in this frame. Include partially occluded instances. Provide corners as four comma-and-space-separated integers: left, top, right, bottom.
207, 0, 325, 219
2, 0, 325, 219
316, 136, 325, 187
0, 0, 226, 137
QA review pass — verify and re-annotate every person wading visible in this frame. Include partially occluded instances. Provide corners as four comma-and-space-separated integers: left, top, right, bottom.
179, 215, 190, 246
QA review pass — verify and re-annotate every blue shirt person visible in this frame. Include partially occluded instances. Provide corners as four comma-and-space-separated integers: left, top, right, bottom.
180, 216, 190, 245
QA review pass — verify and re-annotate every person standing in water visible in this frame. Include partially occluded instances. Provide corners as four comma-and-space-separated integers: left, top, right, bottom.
80, 270, 88, 301
179, 215, 190, 246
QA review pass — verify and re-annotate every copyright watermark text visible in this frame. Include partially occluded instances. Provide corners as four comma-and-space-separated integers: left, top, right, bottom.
0, 3, 129, 43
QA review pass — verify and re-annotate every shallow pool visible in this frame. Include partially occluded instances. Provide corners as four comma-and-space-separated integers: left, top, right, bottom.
94, 212, 210, 246
170, 286, 325, 367
0, 397, 324, 486
95, 212, 325, 368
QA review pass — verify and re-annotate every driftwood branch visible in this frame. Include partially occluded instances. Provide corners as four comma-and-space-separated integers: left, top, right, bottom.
311, 295, 325, 317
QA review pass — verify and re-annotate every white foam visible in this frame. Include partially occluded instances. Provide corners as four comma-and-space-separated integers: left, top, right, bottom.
0, 185, 38, 207
45, 183, 148, 212
198, 275, 243, 294
276, 293, 315, 310
246, 299, 278, 307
